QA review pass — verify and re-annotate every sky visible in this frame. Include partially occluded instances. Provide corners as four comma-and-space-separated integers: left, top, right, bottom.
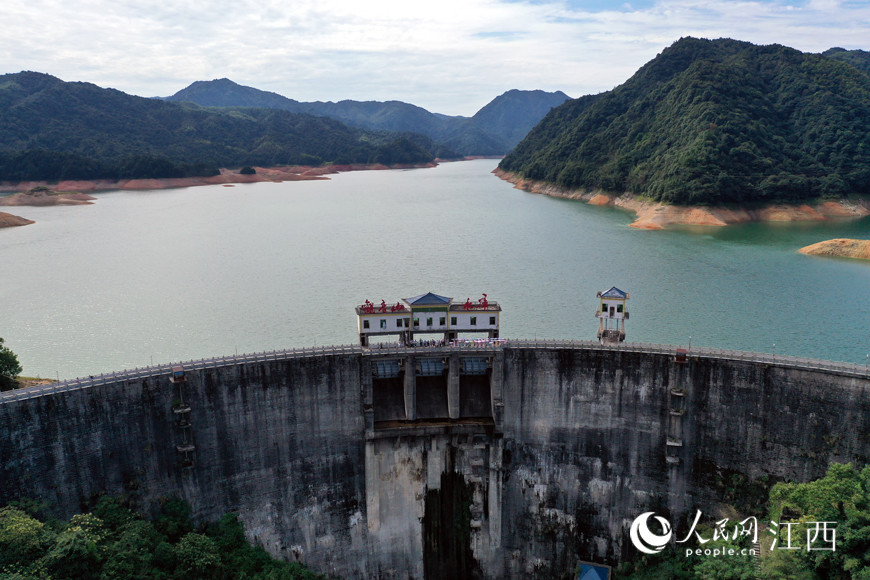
3, 0, 870, 116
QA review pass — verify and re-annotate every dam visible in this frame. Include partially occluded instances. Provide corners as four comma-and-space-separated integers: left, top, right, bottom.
1, 339, 869, 578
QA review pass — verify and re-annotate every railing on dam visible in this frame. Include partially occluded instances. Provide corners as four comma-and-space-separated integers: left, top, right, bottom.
2, 339, 868, 404
0, 344, 363, 404
506, 339, 870, 378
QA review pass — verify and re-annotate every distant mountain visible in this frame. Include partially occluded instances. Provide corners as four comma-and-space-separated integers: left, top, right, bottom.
0, 72, 433, 182
500, 37, 870, 205
167, 78, 307, 110
462, 89, 572, 150
164, 80, 570, 156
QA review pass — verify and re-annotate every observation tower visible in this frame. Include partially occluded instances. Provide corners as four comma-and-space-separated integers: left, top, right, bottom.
596, 286, 629, 343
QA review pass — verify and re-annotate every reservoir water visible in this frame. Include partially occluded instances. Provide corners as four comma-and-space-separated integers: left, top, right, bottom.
2, 159, 869, 379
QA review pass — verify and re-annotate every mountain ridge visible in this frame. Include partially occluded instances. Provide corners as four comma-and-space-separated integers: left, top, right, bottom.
0, 71, 435, 181
163, 80, 570, 156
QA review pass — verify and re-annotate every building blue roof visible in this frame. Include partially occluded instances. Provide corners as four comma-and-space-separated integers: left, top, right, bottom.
599, 286, 628, 299
403, 292, 452, 306
578, 563, 610, 580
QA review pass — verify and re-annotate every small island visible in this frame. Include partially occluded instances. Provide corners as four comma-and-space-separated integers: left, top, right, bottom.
0, 186, 97, 228
0, 212, 35, 228
799, 238, 870, 261
0, 186, 96, 207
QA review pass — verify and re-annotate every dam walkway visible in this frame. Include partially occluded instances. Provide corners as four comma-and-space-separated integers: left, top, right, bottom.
3, 339, 869, 404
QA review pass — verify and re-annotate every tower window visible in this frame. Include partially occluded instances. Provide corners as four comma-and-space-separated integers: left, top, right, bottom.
489, 316, 496, 325
470, 317, 477, 326
451, 316, 457, 325
363, 320, 370, 329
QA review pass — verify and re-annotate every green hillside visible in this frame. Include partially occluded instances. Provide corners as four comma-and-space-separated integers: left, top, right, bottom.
823, 47, 870, 76
500, 38, 870, 205
0, 72, 433, 182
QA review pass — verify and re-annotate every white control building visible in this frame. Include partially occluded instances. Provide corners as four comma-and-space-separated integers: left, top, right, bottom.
356, 292, 500, 347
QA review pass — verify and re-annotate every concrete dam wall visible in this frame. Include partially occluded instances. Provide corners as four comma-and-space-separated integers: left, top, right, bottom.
1, 342, 869, 578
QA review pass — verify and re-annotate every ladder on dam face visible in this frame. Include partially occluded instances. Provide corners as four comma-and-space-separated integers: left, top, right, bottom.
666, 359, 687, 466
170, 366, 195, 469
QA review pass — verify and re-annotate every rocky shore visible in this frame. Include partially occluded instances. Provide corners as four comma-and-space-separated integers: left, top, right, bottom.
494, 168, 870, 229
799, 238, 870, 261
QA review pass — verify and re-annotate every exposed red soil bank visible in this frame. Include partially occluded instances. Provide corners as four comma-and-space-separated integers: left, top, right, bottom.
799, 238, 870, 261
494, 169, 870, 230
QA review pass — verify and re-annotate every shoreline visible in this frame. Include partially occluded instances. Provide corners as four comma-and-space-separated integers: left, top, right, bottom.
493, 169, 870, 229
0, 162, 438, 195
0, 162, 438, 227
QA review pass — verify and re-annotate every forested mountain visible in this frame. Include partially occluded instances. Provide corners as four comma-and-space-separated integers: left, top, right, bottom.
500, 37, 870, 205
165, 80, 570, 156
466, 89, 572, 149
0, 72, 433, 181
823, 47, 870, 76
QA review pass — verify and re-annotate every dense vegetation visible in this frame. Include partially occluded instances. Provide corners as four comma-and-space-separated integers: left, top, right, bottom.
500, 37, 870, 205
0, 72, 434, 182
0, 337, 22, 390
616, 463, 870, 579
166, 79, 570, 156
823, 48, 870, 77
0, 496, 323, 579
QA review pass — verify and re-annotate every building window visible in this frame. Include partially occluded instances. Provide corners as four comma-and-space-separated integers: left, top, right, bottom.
470, 317, 477, 326
427, 317, 433, 326
397, 319, 403, 328
489, 316, 496, 325
617, 304, 623, 313
439, 317, 445, 326
380, 319, 387, 329
363, 320, 370, 329
413, 318, 419, 327
451, 316, 457, 325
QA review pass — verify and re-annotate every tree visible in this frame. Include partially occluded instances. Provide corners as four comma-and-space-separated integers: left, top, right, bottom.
0, 337, 23, 390
0, 506, 45, 570
45, 513, 107, 580
764, 463, 870, 579
174, 532, 222, 579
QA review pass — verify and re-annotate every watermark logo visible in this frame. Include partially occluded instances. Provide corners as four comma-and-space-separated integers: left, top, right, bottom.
629, 510, 837, 557
629, 512, 673, 554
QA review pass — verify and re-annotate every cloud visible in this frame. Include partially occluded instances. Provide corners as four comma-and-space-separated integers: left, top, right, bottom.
2, 0, 870, 115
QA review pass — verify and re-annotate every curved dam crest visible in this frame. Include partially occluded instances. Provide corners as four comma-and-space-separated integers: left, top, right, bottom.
1, 340, 869, 578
